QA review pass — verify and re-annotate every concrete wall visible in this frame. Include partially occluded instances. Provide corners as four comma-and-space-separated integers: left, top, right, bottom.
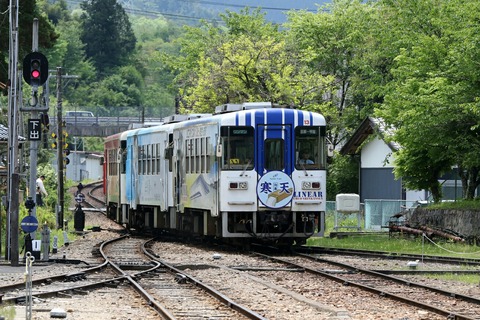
410, 208, 480, 238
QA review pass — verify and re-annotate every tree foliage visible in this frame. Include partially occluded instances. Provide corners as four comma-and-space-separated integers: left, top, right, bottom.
164, 8, 333, 114
377, 0, 480, 200
5, 0, 480, 202
0, 0, 58, 85
80, 0, 136, 78
286, 0, 388, 156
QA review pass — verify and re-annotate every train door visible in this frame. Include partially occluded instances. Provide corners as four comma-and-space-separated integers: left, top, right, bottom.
256, 125, 292, 175
127, 135, 139, 210
173, 130, 185, 212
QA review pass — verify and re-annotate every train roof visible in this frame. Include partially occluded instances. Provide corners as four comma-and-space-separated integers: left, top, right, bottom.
171, 106, 326, 128
116, 103, 326, 140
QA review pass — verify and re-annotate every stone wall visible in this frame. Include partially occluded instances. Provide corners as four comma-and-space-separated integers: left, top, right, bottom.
410, 208, 480, 238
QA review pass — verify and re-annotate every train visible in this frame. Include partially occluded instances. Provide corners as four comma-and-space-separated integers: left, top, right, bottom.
103, 102, 327, 246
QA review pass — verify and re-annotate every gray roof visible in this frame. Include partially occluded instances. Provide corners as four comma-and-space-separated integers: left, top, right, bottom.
0, 124, 26, 143
340, 117, 400, 155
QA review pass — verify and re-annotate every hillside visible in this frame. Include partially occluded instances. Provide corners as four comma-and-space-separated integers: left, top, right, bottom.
118, 0, 330, 23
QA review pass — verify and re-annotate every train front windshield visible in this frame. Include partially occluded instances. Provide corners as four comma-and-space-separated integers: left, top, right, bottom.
295, 126, 326, 170
221, 126, 254, 170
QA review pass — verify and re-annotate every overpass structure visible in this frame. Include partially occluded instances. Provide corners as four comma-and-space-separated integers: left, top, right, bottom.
52, 116, 164, 137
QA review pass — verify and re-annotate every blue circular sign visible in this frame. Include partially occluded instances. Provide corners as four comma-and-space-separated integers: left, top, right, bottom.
75, 193, 85, 203
257, 171, 294, 208
21, 215, 39, 233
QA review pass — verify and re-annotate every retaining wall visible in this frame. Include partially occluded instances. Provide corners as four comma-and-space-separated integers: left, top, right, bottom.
410, 208, 480, 238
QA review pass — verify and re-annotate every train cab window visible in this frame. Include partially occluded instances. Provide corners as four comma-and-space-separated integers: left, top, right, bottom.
220, 126, 254, 170
264, 139, 284, 171
295, 126, 326, 170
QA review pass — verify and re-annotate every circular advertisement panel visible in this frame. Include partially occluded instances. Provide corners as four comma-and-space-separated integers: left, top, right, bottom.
257, 171, 294, 209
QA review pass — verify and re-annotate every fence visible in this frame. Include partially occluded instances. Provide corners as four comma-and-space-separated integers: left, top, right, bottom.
326, 199, 420, 232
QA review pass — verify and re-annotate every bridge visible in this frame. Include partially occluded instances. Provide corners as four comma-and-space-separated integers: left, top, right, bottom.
51, 116, 164, 137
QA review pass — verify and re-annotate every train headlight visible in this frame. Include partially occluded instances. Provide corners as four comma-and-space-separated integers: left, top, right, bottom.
229, 181, 248, 190
302, 181, 320, 190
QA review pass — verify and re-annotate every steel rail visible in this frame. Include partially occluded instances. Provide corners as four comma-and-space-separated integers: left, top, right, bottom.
142, 239, 268, 320
98, 235, 176, 320
2, 276, 128, 304
254, 251, 478, 320
0, 257, 109, 293
297, 245, 480, 265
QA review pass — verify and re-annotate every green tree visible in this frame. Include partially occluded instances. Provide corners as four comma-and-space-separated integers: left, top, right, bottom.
377, 0, 480, 200
287, 0, 376, 150
80, 0, 136, 77
39, 0, 70, 25
86, 71, 143, 113
165, 8, 332, 113
327, 153, 359, 201
0, 0, 58, 85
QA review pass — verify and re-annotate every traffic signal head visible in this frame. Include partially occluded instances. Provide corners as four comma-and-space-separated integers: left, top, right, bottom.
51, 133, 57, 149
31, 59, 41, 80
23, 52, 48, 86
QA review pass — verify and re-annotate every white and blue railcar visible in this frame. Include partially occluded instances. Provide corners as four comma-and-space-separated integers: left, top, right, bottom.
106, 102, 327, 245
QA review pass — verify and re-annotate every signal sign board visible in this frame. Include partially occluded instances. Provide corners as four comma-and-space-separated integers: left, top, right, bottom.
21, 215, 39, 233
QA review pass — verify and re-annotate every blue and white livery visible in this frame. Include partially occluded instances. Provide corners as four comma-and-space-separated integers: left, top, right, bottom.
104, 102, 327, 246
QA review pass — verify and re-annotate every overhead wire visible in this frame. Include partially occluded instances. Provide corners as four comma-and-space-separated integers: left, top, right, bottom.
65, 0, 318, 22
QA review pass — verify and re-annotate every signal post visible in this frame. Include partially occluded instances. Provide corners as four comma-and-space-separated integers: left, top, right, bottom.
21, 19, 49, 236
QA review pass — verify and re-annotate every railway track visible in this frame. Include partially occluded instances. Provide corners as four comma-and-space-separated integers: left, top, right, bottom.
297, 245, 480, 266
0, 235, 265, 319
73, 181, 105, 210
100, 236, 266, 319
252, 250, 480, 319
0, 259, 120, 304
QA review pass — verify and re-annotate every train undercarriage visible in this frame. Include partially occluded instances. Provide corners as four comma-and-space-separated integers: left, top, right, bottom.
107, 203, 324, 247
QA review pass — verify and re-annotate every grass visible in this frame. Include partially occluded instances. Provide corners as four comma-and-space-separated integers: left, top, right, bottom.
424, 273, 480, 285
307, 211, 480, 260
308, 211, 480, 284
427, 199, 480, 210
0, 304, 16, 320
308, 235, 480, 259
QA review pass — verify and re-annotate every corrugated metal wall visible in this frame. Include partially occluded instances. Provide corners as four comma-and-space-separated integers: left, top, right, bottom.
360, 168, 402, 202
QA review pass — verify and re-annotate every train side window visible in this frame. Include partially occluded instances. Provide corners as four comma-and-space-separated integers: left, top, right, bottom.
186, 139, 191, 173
147, 144, 151, 175
220, 126, 254, 170
155, 143, 161, 174
120, 140, 126, 174
138, 146, 142, 175
206, 137, 211, 173
166, 134, 173, 172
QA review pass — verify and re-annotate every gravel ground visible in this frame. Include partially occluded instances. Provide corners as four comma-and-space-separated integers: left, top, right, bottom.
0, 210, 160, 320
2, 198, 480, 319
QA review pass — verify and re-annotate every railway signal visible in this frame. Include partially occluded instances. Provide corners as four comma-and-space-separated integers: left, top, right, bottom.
51, 133, 57, 149
22, 52, 49, 87
63, 131, 70, 166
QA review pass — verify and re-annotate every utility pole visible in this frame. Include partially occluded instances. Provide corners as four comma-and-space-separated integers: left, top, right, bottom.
7, 0, 20, 265
20, 19, 49, 237
28, 19, 40, 225
56, 67, 64, 229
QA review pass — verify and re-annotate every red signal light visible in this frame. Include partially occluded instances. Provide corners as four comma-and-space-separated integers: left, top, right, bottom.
22, 52, 48, 86
31, 69, 40, 79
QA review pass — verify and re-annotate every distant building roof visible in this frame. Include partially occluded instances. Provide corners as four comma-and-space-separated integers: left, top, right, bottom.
340, 117, 399, 155
0, 124, 26, 143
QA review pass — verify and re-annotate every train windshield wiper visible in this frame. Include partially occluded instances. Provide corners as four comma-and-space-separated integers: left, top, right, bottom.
240, 160, 251, 176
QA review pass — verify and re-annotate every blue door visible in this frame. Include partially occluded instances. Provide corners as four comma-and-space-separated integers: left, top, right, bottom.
256, 125, 292, 175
